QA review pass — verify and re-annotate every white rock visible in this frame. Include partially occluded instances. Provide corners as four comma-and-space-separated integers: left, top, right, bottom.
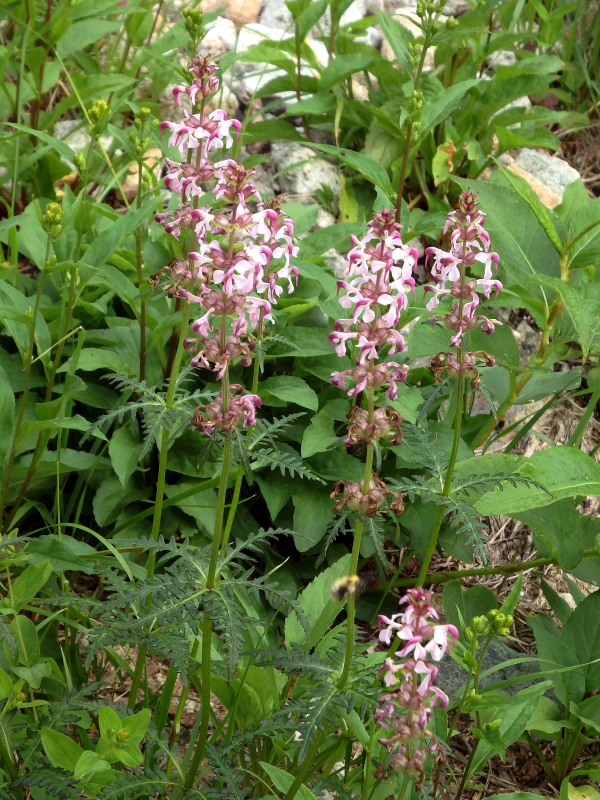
499, 148, 581, 209
486, 50, 517, 70
202, 16, 238, 54
271, 142, 342, 200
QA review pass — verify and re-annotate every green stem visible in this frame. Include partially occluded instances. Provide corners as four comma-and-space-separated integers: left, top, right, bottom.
283, 734, 324, 800
338, 389, 375, 690
135, 154, 147, 382
454, 738, 479, 800
181, 433, 233, 792
128, 301, 190, 710
417, 374, 465, 585
0, 723, 22, 794
0, 265, 47, 527
394, 39, 429, 223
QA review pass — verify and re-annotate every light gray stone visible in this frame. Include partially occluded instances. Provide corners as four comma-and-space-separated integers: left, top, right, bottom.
437, 639, 538, 698
271, 142, 342, 200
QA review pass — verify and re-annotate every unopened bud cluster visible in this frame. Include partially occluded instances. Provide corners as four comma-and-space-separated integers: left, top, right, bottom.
375, 589, 458, 787
88, 99, 109, 138
425, 191, 501, 387
42, 202, 63, 239
155, 56, 298, 437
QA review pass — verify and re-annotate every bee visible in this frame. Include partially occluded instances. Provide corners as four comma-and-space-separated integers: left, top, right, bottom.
331, 574, 375, 602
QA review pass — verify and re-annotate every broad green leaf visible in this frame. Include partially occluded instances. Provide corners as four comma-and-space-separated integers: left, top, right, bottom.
292, 485, 335, 552
442, 581, 497, 629
0, 669, 13, 701
26, 535, 96, 574
305, 142, 394, 202
496, 161, 563, 255
244, 119, 303, 144
0, 364, 14, 472
302, 411, 340, 458
566, 197, 600, 270
471, 447, 600, 515
527, 696, 571, 737
563, 590, 600, 696
418, 80, 481, 140
9, 122, 76, 163
285, 554, 351, 648
260, 762, 319, 800
468, 683, 550, 776
74, 750, 112, 781
41, 728, 83, 771
536, 275, 600, 359
375, 10, 413, 72
80, 202, 154, 268
9, 561, 52, 611
13, 661, 52, 688
109, 424, 143, 489
59, 347, 131, 374
515, 500, 585, 571
318, 54, 375, 91
56, 18, 121, 57
567, 786, 600, 800
260, 376, 319, 411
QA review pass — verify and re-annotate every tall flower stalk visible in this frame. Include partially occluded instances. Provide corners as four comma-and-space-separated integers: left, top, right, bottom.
329, 209, 418, 687
375, 588, 457, 794
150, 55, 298, 794
417, 191, 501, 584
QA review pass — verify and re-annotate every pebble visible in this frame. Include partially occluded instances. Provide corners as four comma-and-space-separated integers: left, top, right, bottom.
499, 148, 581, 209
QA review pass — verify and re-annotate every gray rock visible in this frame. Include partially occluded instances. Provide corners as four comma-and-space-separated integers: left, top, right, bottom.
260, 0, 369, 37
270, 142, 342, 201
513, 148, 580, 198
437, 639, 538, 698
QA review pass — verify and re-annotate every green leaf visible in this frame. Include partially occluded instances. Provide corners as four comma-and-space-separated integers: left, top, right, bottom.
304, 142, 395, 202
259, 376, 319, 411
375, 10, 413, 72
418, 80, 481, 140
515, 500, 585, 571
9, 122, 76, 163
292, 485, 335, 552
563, 590, 600, 696
527, 696, 571, 737
0, 364, 15, 473
59, 347, 131, 374
285, 554, 351, 648
301, 410, 340, 458
566, 197, 600, 269
109, 424, 143, 489
9, 560, 52, 611
496, 161, 563, 255
26, 534, 96, 574
80, 202, 153, 268
260, 762, 319, 800
318, 54, 375, 91
468, 684, 550, 776
472, 447, 600, 515
442, 580, 497, 629
536, 276, 600, 359
73, 750, 112, 782
13, 661, 52, 688
41, 728, 84, 772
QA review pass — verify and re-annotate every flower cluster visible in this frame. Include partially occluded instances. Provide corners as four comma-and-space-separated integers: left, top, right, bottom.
424, 191, 500, 386
375, 588, 458, 787
328, 209, 417, 516
330, 209, 418, 403
155, 56, 298, 435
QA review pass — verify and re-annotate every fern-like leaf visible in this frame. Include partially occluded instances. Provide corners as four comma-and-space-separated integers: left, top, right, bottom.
401, 424, 449, 486
250, 445, 326, 483
416, 379, 451, 425
13, 768, 81, 799
99, 767, 170, 798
